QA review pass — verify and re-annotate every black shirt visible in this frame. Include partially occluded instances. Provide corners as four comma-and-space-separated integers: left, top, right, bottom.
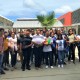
20, 36, 32, 50
17, 35, 24, 45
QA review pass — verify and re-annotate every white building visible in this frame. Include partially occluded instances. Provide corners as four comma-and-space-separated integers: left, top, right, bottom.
13, 18, 63, 29
0, 15, 13, 29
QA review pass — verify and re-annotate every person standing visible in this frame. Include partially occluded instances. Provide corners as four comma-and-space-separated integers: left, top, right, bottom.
17, 31, 24, 64
32, 29, 44, 70
20, 29, 32, 71
8, 32, 18, 71
3, 32, 9, 70
51, 32, 57, 66
0, 28, 5, 74
43, 31, 53, 69
56, 34, 66, 68
75, 35, 80, 62
67, 29, 76, 64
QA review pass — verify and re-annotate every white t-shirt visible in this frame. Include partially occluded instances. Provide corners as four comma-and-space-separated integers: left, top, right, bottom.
56, 39, 64, 51
32, 34, 45, 44
30, 34, 33, 38
43, 37, 53, 52
8, 37, 18, 51
77, 35, 80, 39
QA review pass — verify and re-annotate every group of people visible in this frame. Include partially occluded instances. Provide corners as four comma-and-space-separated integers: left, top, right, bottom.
0, 27, 80, 75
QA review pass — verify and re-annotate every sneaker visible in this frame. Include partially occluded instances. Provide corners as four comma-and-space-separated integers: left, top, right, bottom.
61, 65, 64, 68
22, 69, 25, 71
58, 65, 60, 68
38, 66, 43, 69
1, 70, 5, 74
50, 66, 54, 69
26, 67, 31, 70
45, 66, 48, 69
4, 67, 9, 71
63, 62, 67, 65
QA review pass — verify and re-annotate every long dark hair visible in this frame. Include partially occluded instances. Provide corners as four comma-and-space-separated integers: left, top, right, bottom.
68, 29, 73, 36
57, 34, 63, 40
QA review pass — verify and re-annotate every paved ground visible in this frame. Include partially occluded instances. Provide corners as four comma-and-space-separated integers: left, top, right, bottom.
0, 47, 80, 80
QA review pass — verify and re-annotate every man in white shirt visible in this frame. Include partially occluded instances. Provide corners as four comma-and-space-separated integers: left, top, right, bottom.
32, 29, 44, 69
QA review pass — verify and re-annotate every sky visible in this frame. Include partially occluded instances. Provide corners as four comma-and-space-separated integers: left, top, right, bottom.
0, 0, 80, 21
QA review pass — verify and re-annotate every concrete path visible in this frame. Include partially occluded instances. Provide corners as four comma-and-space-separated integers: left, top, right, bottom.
0, 47, 80, 80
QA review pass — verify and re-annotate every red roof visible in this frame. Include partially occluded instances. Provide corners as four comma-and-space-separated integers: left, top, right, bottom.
58, 12, 72, 26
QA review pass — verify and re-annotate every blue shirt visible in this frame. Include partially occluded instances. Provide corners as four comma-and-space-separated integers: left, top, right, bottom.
52, 36, 56, 48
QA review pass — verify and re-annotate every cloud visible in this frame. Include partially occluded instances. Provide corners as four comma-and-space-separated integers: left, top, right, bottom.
23, 0, 46, 11
0, 0, 79, 21
55, 5, 72, 13
23, 0, 48, 17
24, 0, 35, 8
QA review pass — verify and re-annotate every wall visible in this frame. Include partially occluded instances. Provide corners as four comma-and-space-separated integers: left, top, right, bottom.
58, 12, 72, 26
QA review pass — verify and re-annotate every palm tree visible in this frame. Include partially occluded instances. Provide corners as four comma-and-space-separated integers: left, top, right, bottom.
37, 11, 56, 28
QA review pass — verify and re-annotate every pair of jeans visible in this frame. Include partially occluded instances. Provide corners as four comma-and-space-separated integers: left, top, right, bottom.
77, 44, 80, 61
52, 47, 58, 65
22, 48, 31, 69
58, 50, 64, 65
30, 48, 34, 63
10, 51, 17, 67
3, 49, 9, 67
64, 46, 69, 57
34, 46, 43, 67
44, 51, 53, 66
68, 43, 75, 62
0, 53, 4, 72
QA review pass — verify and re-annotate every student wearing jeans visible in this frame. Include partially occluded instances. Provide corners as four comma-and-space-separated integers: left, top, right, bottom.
56, 34, 65, 68
8, 32, 18, 71
67, 29, 76, 64
51, 32, 57, 66
3, 32, 9, 71
0, 29, 5, 74
20, 29, 32, 71
43, 31, 53, 69
0, 52, 5, 74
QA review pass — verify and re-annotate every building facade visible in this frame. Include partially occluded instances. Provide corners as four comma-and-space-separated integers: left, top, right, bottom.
58, 12, 72, 27
72, 8, 80, 34
58, 8, 80, 34
72, 8, 80, 24
13, 18, 63, 29
0, 15, 13, 29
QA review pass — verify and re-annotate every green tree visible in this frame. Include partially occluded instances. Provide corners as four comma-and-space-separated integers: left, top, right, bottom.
37, 11, 56, 28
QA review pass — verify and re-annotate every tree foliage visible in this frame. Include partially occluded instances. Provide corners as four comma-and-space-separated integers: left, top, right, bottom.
37, 12, 56, 28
